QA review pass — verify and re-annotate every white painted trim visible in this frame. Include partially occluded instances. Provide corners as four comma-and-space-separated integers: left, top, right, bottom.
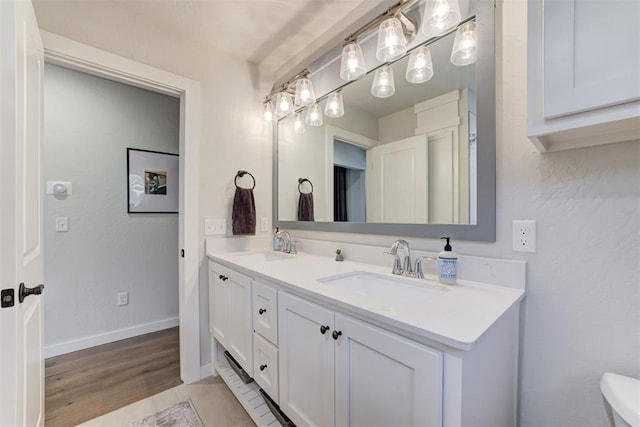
44, 317, 179, 358
40, 31, 202, 383
199, 362, 215, 379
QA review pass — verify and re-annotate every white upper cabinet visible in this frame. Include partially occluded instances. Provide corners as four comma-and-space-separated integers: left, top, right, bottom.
528, 0, 640, 151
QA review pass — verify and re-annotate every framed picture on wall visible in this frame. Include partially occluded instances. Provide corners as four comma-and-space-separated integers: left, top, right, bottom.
127, 148, 179, 213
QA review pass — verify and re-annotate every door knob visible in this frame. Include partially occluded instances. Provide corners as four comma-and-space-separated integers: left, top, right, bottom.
259, 308, 266, 315
332, 330, 342, 340
260, 364, 267, 371
18, 283, 44, 304
320, 325, 330, 334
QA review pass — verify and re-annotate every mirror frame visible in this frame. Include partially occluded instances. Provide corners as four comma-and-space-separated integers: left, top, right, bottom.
273, 0, 495, 242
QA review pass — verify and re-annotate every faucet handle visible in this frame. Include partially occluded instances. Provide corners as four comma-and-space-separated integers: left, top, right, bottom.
414, 256, 436, 279
384, 251, 403, 275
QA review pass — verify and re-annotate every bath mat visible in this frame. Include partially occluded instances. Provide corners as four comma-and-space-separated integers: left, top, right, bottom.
126, 399, 204, 427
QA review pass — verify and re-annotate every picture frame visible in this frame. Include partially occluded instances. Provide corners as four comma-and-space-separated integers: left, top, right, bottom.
127, 148, 179, 213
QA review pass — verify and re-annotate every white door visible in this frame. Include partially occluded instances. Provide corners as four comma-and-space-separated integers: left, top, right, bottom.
334, 314, 443, 427
366, 134, 428, 223
0, 0, 45, 426
209, 263, 230, 348
278, 293, 334, 427
227, 272, 253, 376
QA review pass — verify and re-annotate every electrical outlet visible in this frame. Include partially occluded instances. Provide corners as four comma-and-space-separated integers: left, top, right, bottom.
512, 220, 536, 253
117, 292, 129, 306
205, 219, 226, 235
260, 217, 269, 232
55, 217, 69, 232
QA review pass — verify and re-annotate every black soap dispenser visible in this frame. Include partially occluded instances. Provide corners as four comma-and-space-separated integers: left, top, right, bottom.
438, 237, 458, 285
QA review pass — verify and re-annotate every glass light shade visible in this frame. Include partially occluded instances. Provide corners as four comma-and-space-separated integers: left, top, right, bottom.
376, 17, 407, 62
294, 77, 316, 107
371, 65, 395, 98
450, 21, 477, 66
324, 92, 344, 118
340, 42, 367, 81
263, 101, 274, 122
293, 112, 305, 134
276, 91, 293, 118
305, 103, 323, 126
421, 0, 462, 37
406, 46, 434, 83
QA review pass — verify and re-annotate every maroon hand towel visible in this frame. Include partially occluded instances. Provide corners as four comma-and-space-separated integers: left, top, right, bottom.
298, 192, 314, 222
232, 187, 256, 235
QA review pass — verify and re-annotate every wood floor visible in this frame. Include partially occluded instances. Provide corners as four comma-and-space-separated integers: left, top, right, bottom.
45, 327, 182, 427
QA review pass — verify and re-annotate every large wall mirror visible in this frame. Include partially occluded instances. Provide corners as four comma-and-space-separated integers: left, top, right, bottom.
273, 0, 495, 241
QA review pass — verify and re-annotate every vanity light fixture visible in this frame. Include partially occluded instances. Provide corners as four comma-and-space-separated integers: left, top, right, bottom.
263, 100, 274, 122
294, 76, 316, 107
293, 112, 305, 134
340, 41, 367, 81
305, 102, 323, 126
406, 45, 434, 83
371, 65, 395, 98
376, 16, 408, 62
450, 20, 477, 66
275, 91, 293, 118
421, 0, 462, 37
324, 91, 345, 118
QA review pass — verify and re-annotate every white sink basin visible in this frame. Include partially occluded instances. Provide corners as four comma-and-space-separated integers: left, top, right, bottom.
317, 271, 447, 305
232, 251, 295, 263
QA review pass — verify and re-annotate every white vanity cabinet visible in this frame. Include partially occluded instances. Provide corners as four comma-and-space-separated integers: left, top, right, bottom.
527, 0, 640, 151
208, 261, 253, 376
278, 292, 443, 427
252, 281, 279, 403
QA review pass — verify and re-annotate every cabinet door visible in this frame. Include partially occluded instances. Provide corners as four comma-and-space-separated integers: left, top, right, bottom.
278, 293, 334, 427
253, 281, 278, 345
228, 273, 253, 377
209, 264, 230, 349
254, 333, 279, 404
543, 0, 640, 119
334, 314, 443, 427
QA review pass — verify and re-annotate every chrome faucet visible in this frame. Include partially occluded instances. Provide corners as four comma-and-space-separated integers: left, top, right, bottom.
274, 230, 292, 253
387, 239, 413, 276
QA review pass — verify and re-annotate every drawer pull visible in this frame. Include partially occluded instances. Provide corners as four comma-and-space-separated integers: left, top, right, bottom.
260, 364, 267, 371
320, 325, 330, 335
332, 330, 342, 340
259, 308, 267, 315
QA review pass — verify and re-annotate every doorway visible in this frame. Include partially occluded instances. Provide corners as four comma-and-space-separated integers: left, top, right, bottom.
333, 139, 366, 222
43, 31, 202, 383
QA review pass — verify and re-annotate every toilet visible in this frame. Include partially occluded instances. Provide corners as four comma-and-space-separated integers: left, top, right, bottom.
601, 372, 640, 427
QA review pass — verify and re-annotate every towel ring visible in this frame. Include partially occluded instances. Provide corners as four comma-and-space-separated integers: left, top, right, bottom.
298, 178, 313, 194
235, 170, 256, 189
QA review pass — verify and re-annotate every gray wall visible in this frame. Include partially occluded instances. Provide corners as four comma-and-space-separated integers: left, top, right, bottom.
43, 64, 180, 355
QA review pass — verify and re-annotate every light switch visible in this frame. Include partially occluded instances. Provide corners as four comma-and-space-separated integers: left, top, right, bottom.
55, 217, 69, 232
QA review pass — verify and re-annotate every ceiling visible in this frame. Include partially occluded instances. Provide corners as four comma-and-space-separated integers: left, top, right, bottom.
32, 0, 391, 81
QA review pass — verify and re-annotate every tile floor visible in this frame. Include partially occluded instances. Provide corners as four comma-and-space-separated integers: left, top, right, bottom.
78, 376, 255, 426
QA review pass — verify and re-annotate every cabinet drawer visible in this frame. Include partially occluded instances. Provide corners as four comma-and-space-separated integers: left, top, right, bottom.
253, 281, 278, 345
253, 333, 279, 404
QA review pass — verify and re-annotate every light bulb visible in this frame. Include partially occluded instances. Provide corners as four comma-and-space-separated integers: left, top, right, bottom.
406, 46, 434, 83
324, 92, 344, 118
294, 77, 316, 107
305, 103, 323, 126
376, 17, 407, 62
263, 101, 274, 122
340, 42, 367, 81
371, 65, 395, 98
276, 91, 293, 118
421, 0, 461, 37
451, 21, 477, 66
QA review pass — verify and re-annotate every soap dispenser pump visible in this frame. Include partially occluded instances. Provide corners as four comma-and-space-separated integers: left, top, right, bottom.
438, 237, 458, 285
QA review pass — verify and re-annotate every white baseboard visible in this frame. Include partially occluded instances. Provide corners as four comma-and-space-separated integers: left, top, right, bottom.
199, 362, 214, 379
44, 317, 179, 358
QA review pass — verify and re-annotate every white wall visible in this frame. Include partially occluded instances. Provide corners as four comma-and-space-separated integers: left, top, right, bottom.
285, 1, 640, 426
43, 64, 180, 355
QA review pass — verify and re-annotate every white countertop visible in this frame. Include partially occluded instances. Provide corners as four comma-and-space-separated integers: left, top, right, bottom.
207, 249, 525, 351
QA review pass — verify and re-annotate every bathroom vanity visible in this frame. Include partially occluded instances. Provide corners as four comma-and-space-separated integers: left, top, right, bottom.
207, 245, 524, 427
